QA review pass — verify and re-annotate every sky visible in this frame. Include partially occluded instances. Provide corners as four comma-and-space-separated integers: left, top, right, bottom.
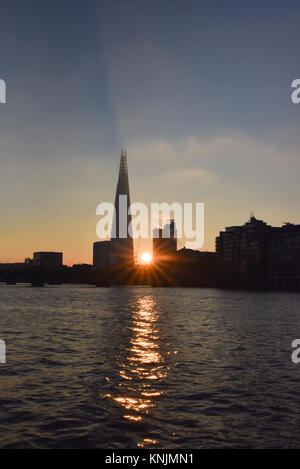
1, 0, 300, 264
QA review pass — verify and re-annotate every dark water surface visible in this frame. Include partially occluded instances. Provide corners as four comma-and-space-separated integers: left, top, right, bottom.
0, 285, 300, 448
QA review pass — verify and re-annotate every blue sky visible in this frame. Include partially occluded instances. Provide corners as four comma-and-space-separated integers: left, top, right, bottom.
1, 0, 300, 263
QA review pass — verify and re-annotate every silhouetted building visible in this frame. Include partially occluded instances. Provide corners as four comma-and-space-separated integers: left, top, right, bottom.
153, 219, 177, 265
33, 252, 63, 270
109, 149, 134, 266
268, 223, 300, 288
175, 248, 216, 286
72, 264, 93, 271
0, 263, 30, 271
216, 216, 272, 286
0, 262, 33, 284
93, 241, 110, 269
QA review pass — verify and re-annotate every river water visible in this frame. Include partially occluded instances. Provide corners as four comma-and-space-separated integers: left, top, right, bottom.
0, 285, 300, 448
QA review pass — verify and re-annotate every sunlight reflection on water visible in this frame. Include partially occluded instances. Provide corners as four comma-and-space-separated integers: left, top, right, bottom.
104, 295, 173, 447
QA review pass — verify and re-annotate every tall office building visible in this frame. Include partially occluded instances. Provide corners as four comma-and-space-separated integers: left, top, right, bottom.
93, 240, 110, 269
268, 223, 300, 288
109, 149, 134, 266
215, 215, 271, 285
153, 219, 177, 265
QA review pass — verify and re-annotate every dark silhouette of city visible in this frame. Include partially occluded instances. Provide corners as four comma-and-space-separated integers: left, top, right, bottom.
1, 150, 300, 290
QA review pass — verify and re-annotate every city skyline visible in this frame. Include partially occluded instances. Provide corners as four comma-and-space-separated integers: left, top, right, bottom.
1, 1, 300, 264
2, 143, 300, 266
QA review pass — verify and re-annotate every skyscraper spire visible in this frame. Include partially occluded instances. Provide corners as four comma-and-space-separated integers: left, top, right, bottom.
119, 148, 128, 177
110, 149, 134, 266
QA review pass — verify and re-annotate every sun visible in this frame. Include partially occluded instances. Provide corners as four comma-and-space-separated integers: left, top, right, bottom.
141, 252, 152, 264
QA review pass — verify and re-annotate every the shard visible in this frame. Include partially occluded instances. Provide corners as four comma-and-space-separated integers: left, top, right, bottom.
109, 149, 134, 266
